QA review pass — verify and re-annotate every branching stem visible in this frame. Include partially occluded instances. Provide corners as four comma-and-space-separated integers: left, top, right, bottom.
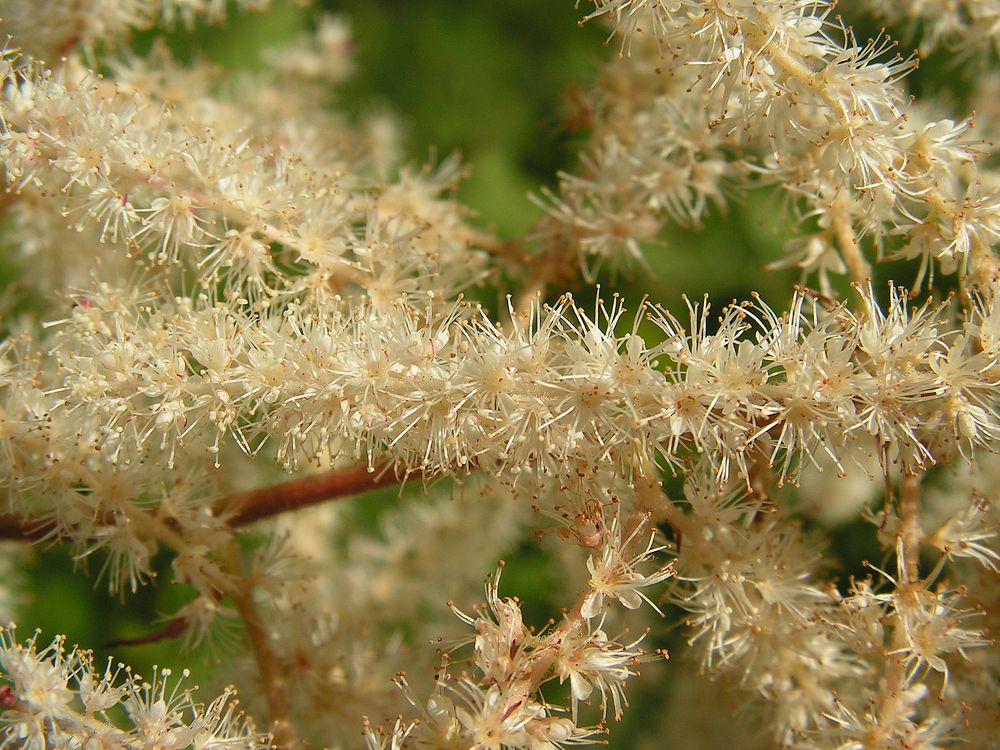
868, 472, 924, 749
899, 473, 923, 585
831, 210, 871, 285
217, 462, 412, 526
217, 542, 298, 750
0, 461, 412, 542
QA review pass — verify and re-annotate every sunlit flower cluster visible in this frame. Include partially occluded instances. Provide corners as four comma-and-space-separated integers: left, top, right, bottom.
0, 1, 997, 749
0, 627, 267, 749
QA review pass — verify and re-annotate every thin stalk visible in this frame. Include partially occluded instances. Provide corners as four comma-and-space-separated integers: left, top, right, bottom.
217, 542, 298, 750
0, 461, 412, 542
867, 472, 924, 750
217, 462, 412, 526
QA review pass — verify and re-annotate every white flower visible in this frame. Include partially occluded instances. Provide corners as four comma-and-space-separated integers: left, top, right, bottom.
580, 513, 672, 620
0, 628, 268, 750
555, 627, 646, 721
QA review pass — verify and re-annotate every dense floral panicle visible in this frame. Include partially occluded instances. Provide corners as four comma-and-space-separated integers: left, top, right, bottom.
410, 522, 666, 749
668, 481, 855, 741
0, 0, 272, 59
0, 627, 270, 749
666, 467, 997, 746
0, 49, 488, 311
2, 285, 998, 521
0, 3, 999, 750
568, 1, 1000, 292
672, 473, 834, 671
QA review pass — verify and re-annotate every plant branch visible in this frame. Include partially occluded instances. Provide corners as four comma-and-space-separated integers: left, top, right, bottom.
831, 209, 871, 285
0, 515, 55, 542
0, 462, 413, 542
868, 472, 924, 749
216, 461, 413, 526
898, 472, 923, 585
217, 542, 298, 750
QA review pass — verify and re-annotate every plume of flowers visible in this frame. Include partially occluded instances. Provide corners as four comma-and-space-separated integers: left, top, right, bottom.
0, 1, 997, 749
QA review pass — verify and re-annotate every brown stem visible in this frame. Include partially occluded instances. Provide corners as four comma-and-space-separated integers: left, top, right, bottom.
899, 473, 923, 586
867, 472, 924, 749
106, 616, 190, 648
217, 462, 413, 527
0, 463, 396, 743
217, 543, 297, 750
0, 516, 55, 542
0, 462, 413, 542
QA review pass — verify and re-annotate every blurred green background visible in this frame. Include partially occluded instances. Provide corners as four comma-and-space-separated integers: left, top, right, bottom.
4, 1, 980, 746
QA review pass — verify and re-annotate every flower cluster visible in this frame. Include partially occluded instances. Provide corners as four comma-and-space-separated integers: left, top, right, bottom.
0, 627, 268, 749
0, 1, 997, 750
404, 517, 671, 750
556, 0, 1000, 294
4, 284, 996, 533
663, 467, 993, 746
